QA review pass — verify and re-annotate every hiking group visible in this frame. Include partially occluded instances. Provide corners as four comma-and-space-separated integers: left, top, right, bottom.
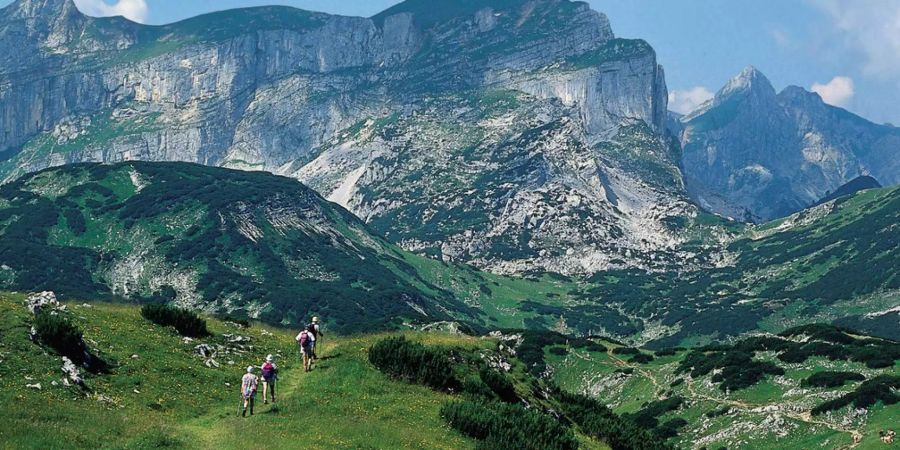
239, 317, 323, 417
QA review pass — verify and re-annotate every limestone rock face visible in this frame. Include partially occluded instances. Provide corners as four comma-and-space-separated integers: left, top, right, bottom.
0, 0, 696, 274
679, 66, 900, 222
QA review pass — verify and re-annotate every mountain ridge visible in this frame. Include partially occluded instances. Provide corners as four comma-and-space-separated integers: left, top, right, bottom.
0, 0, 678, 275
680, 66, 900, 222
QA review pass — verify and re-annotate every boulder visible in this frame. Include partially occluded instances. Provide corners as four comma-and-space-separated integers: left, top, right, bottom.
61, 356, 83, 386
25, 291, 62, 315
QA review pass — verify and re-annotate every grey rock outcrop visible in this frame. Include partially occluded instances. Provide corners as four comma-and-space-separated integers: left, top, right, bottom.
25, 291, 62, 315
0, 0, 691, 274
679, 66, 900, 222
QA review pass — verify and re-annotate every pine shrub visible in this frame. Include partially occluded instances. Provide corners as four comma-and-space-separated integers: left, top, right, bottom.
368, 336, 458, 390
478, 367, 518, 403
441, 400, 578, 450
34, 312, 87, 365
802, 371, 865, 388
141, 304, 209, 337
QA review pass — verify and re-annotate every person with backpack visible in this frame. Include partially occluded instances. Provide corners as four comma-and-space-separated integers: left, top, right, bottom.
240, 366, 258, 417
306, 316, 323, 361
260, 354, 278, 404
296, 327, 316, 372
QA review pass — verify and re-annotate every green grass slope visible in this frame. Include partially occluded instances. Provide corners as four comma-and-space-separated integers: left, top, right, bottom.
0, 161, 656, 341
584, 185, 900, 347
0, 161, 896, 348
0, 162, 481, 332
0, 293, 476, 449
0, 292, 632, 449
536, 328, 900, 449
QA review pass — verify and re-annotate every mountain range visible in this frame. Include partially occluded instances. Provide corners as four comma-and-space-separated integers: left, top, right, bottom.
0, 0, 897, 342
1, 0, 897, 275
678, 66, 900, 222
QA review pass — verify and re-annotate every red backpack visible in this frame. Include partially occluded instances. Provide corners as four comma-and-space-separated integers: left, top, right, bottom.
299, 331, 311, 348
261, 362, 275, 379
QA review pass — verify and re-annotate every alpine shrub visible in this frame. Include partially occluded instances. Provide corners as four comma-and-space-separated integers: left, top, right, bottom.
478, 367, 518, 403
368, 336, 458, 390
555, 389, 675, 450
812, 375, 900, 415
34, 312, 87, 365
441, 400, 578, 450
141, 304, 209, 337
802, 371, 865, 388
34, 312, 108, 373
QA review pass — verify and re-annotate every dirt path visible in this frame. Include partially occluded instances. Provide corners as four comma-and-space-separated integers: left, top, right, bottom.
178, 343, 329, 449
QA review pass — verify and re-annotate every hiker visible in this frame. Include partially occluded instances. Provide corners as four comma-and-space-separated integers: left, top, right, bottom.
241, 366, 258, 417
307, 316, 323, 360
296, 327, 316, 372
260, 354, 278, 404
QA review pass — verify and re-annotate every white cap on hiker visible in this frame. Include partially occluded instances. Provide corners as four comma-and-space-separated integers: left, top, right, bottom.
247, 366, 254, 373
312, 316, 319, 323
266, 354, 274, 362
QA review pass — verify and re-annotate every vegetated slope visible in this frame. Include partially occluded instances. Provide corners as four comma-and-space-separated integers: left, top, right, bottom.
0, 161, 651, 337
0, 292, 480, 449
536, 326, 900, 450
0, 0, 717, 276
2, 162, 897, 346
0, 162, 482, 332
579, 185, 900, 346
2, 292, 676, 450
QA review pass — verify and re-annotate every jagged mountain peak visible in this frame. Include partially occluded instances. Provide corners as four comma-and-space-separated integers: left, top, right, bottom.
777, 85, 826, 108
720, 65, 774, 98
4, 0, 80, 19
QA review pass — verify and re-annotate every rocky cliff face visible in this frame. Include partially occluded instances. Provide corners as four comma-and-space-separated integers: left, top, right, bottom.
0, 0, 704, 274
679, 66, 900, 222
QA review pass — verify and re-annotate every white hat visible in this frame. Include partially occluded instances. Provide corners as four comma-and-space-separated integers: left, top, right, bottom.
312, 316, 319, 323
265, 354, 274, 362
246, 366, 254, 373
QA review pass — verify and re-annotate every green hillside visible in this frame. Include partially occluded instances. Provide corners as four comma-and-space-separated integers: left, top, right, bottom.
3, 292, 896, 449
0, 162, 485, 332
0, 162, 896, 347
585, 185, 900, 347
0, 292, 647, 449
533, 328, 900, 449
0, 292, 480, 449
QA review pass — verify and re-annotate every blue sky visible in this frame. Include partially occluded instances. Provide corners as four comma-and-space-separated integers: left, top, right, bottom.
4, 0, 899, 124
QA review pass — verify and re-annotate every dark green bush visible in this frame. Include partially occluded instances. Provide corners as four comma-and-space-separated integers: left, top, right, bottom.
141, 304, 210, 337
812, 375, 900, 415
441, 400, 577, 450
368, 336, 458, 390
34, 312, 87, 364
33, 312, 108, 373
548, 346, 568, 356
802, 371, 865, 388
625, 396, 684, 429
612, 347, 640, 355
555, 389, 675, 450
655, 418, 688, 439
679, 349, 784, 391
630, 353, 655, 364
478, 367, 518, 403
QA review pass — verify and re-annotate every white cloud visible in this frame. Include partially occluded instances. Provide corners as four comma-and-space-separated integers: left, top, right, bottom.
668, 87, 714, 115
73, 0, 148, 24
769, 29, 792, 48
809, 0, 900, 78
811, 76, 855, 107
